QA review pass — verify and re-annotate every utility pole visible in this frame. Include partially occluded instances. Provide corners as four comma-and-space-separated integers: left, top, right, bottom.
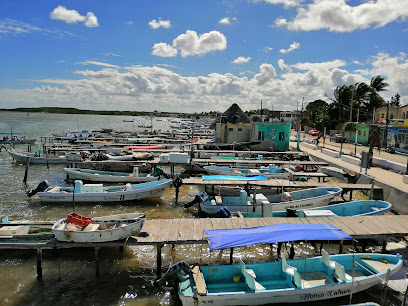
349, 86, 354, 123
385, 102, 390, 148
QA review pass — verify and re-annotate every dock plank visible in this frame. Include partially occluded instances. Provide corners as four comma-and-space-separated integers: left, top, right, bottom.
167, 218, 182, 243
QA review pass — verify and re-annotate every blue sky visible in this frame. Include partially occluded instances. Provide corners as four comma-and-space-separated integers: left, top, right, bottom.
0, 0, 407, 113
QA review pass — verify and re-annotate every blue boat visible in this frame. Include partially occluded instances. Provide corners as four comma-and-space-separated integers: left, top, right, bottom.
178, 223, 403, 305
236, 200, 392, 218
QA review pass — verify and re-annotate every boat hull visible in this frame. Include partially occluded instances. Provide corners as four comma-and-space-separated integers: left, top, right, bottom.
200, 187, 342, 215
38, 179, 172, 202
64, 168, 159, 183
52, 213, 145, 242
8, 151, 67, 164
179, 253, 403, 305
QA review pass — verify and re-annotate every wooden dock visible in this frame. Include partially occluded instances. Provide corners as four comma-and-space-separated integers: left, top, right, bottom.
0, 214, 406, 279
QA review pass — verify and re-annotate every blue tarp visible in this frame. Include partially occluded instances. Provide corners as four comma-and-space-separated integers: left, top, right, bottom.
202, 174, 267, 181
205, 223, 352, 250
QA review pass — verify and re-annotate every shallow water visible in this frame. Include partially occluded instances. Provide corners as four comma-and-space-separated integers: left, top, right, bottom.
0, 111, 404, 305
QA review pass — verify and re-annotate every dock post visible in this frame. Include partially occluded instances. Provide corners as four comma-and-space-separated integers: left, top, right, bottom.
277, 242, 283, 258
36, 248, 43, 279
382, 237, 387, 253
95, 247, 100, 278
370, 178, 375, 200
156, 244, 163, 278
380, 269, 391, 306
339, 240, 343, 254
23, 157, 30, 184
229, 248, 234, 264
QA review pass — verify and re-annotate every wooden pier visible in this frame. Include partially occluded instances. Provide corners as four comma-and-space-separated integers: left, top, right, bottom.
1, 215, 406, 278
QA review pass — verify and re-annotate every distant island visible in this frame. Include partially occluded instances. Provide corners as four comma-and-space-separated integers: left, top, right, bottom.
0, 107, 203, 117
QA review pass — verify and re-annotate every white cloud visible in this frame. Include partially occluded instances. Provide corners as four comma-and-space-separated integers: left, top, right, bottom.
253, 63, 277, 85
149, 18, 171, 29
2, 53, 406, 112
84, 12, 99, 28
152, 43, 178, 57
105, 52, 120, 57
127, 21, 134, 25
155, 30, 227, 58
274, 0, 408, 32
50, 6, 99, 27
279, 41, 300, 54
278, 59, 292, 72
76, 60, 119, 68
231, 56, 251, 64
219, 17, 237, 25
262, 46, 274, 52
0, 19, 73, 38
253, 0, 304, 8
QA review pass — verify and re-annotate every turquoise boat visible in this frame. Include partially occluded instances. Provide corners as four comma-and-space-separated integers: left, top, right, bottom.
178, 223, 403, 305
236, 200, 392, 218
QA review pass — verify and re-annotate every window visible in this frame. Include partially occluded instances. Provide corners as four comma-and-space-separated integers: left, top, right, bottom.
258, 131, 265, 141
232, 115, 239, 124
279, 131, 285, 141
238, 128, 242, 131
363, 130, 366, 136
228, 128, 233, 131
381, 114, 385, 119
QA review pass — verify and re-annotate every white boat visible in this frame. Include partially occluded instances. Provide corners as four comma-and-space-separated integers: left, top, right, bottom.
52, 212, 145, 242
34, 179, 172, 202
8, 149, 68, 164
64, 167, 163, 183
178, 223, 403, 305
193, 187, 342, 215
203, 164, 289, 179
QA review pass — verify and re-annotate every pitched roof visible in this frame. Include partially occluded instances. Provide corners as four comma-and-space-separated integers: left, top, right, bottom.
209, 103, 251, 128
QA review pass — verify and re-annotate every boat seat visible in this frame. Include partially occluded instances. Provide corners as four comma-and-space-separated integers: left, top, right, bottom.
82, 223, 100, 231
362, 259, 395, 273
192, 266, 207, 296
371, 207, 381, 212
239, 259, 265, 291
322, 249, 336, 269
334, 262, 352, 282
48, 187, 59, 193
282, 254, 296, 276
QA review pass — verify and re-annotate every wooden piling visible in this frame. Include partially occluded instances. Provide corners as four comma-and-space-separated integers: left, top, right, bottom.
23, 157, 30, 184
380, 269, 391, 306
229, 248, 234, 264
36, 248, 43, 279
95, 246, 100, 278
156, 244, 163, 278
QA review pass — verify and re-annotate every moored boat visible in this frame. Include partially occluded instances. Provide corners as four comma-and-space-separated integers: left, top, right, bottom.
236, 200, 392, 218
30, 179, 172, 202
203, 164, 289, 179
178, 223, 403, 305
8, 149, 68, 164
64, 167, 164, 183
190, 187, 342, 215
52, 212, 145, 242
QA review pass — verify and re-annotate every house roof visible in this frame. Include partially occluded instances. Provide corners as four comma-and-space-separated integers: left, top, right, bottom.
209, 103, 251, 128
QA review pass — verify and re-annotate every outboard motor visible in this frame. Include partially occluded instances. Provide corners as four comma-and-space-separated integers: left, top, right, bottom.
216, 206, 231, 218
155, 260, 193, 286
286, 208, 297, 217
27, 180, 49, 197
184, 191, 208, 208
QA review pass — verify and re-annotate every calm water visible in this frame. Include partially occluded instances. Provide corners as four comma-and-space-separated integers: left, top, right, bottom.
0, 111, 403, 305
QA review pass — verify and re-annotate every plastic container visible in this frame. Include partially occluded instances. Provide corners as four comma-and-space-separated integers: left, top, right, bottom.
233, 275, 240, 283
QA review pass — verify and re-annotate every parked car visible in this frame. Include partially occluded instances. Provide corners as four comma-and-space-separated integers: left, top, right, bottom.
330, 134, 347, 143
308, 130, 320, 136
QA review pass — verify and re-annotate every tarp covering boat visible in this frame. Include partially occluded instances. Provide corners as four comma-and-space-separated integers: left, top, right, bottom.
204, 223, 352, 250
202, 174, 267, 181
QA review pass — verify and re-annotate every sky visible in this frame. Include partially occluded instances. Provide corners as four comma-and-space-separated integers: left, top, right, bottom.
0, 0, 407, 113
